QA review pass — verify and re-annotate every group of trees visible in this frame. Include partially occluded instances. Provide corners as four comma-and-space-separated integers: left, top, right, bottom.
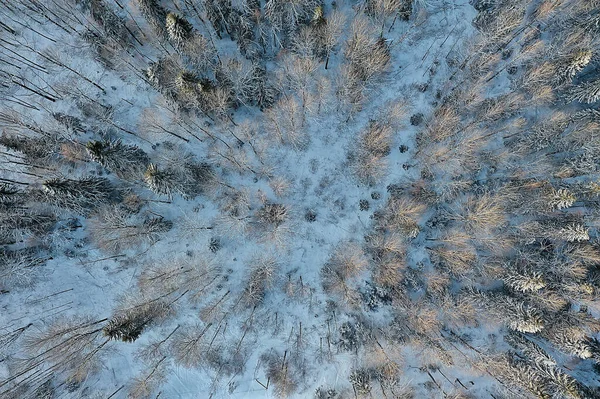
374, 0, 600, 397
0, 0, 424, 395
6, 0, 600, 397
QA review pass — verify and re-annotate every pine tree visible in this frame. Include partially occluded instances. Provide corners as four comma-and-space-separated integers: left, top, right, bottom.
504, 269, 546, 292
0, 247, 47, 288
228, 7, 256, 56
543, 367, 584, 398
52, 113, 85, 133
548, 188, 576, 210
548, 327, 596, 360
204, 0, 233, 39
103, 302, 170, 342
569, 78, 600, 104
505, 333, 557, 369
174, 71, 217, 111
315, 387, 339, 399
142, 216, 173, 235
32, 379, 54, 399
251, 62, 277, 109
41, 177, 114, 213
0, 183, 21, 207
135, 0, 168, 37
557, 50, 592, 84
183, 161, 215, 195
0, 208, 56, 245
469, 290, 545, 333
78, 0, 128, 42
508, 301, 545, 333
397, 0, 412, 20
506, 332, 586, 397
509, 360, 552, 399
581, 181, 600, 198
264, 0, 321, 47
144, 164, 178, 198
86, 139, 149, 179
145, 56, 182, 97
556, 224, 589, 242
0, 133, 57, 164
166, 13, 194, 49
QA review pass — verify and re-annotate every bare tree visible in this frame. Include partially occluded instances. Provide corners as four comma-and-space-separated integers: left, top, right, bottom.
339, 16, 390, 106
88, 206, 173, 252
262, 350, 298, 398
242, 254, 278, 307
321, 242, 367, 306
12, 316, 110, 392
350, 119, 393, 185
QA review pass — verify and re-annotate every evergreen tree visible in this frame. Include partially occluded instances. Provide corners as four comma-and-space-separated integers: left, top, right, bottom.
142, 216, 173, 236
204, 0, 234, 39
135, 0, 168, 37
508, 301, 545, 333
508, 359, 552, 399
504, 269, 546, 292
52, 113, 85, 134
86, 139, 149, 179
0, 183, 22, 207
547, 326, 598, 360
548, 188, 576, 210
41, 177, 114, 213
251, 62, 277, 110
569, 78, 600, 104
0, 247, 47, 288
264, 0, 321, 47
505, 332, 557, 370
0, 133, 58, 164
397, 0, 412, 20
78, 0, 128, 42
103, 302, 170, 342
144, 163, 178, 198
0, 208, 56, 245
166, 13, 194, 49
145, 56, 181, 97
557, 50, 592, 85
556, 224, 589, 242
